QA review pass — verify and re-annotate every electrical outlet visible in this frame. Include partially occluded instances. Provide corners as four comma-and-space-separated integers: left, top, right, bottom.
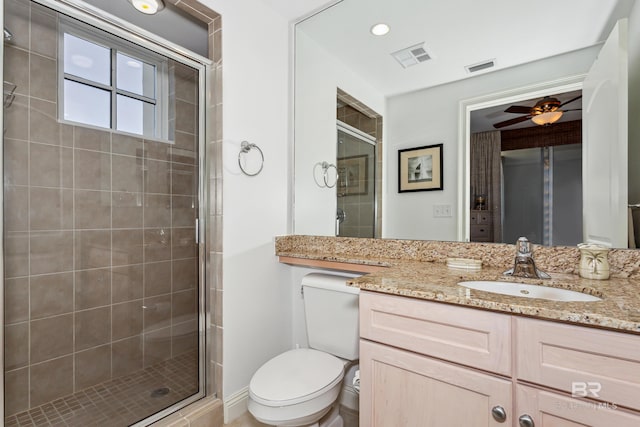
433, 204, 453, 218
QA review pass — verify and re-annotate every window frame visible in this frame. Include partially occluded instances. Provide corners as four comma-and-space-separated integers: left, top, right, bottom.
58, 18, 170, 141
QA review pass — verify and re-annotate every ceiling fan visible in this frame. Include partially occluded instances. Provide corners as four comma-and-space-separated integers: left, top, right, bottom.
492, 95, 582, 129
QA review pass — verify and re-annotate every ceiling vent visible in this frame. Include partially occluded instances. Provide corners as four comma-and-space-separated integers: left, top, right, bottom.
391, 43, 431, 68
465, 59, 495, 74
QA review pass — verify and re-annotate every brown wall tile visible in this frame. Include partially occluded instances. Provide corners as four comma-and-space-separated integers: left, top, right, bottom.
30, 231, 74, 275
112, 301, 143, 340
29, 188, 73, 231
75, 345, 111, 390
143, 294, 171, 332
112, 192, 144, 229
75, 149, 111, 191
74, 190, 111, 229
4, 277, 29, 324
75, 268, 111, 310
4, 139, 29, 186
112, 264, 144, 303
112, 229, 143, 266
143, 327, 171, 367
145, 229, 172, 262
30, 272, 74, 319
75, 307, 111, 351
112, 336, 143, 378
30, 356, 74, 407
30, 314, 73, 363
5, 367, 29, 415
144, 261, 171, 297
75, 230, 111, 269
5, 322, 29, 370
113, 154, 143, 192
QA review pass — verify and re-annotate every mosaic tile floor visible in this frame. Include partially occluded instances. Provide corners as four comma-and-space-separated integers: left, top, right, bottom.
5, 351, 199, 427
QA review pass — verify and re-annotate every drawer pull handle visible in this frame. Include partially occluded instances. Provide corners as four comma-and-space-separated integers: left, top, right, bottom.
491, 406, 507, 422
518, 414, 535, 427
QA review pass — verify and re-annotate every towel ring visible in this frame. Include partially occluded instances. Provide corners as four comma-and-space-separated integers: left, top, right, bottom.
238, 141, 264, 176
313, 161, 338, 188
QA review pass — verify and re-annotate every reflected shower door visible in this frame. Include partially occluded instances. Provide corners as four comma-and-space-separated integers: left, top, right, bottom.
336, 124, 376, 238
3, 1, 204, 425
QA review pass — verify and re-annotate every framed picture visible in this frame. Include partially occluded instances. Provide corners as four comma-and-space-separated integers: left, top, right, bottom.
398, 144, 443, 192
337, 155, 368, 196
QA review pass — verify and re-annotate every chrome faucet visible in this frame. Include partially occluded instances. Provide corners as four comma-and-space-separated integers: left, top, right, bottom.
503, 237, 550, 279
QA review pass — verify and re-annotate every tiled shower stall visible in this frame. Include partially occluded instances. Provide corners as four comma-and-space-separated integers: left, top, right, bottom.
2, 0, 223, 425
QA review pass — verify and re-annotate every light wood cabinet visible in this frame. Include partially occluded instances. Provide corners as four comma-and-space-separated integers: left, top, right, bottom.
359, 291, 640, 427
360, 340, 512, 426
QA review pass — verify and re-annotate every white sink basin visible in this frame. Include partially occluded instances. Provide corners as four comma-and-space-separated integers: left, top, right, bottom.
458, 281, 602, 302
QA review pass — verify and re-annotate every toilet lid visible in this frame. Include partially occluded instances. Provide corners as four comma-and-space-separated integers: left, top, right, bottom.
249, 348, 344, 406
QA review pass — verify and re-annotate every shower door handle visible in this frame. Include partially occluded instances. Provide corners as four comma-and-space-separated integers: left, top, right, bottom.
195, 218, 199, 244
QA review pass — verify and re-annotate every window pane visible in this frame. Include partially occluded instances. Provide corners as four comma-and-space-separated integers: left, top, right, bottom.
117, 53, 156, 98
63, 80, 111, 129
117, 95, 155, 136
64, 33, 111, 85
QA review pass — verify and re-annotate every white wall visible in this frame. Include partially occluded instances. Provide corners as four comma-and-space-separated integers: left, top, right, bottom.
628, 2, 640, 204
199, 0, 292, 405
294, 31, 385, 236
385, 46, 601, 241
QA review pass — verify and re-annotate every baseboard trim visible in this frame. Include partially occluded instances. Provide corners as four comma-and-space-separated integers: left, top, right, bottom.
224, 386, 249, 423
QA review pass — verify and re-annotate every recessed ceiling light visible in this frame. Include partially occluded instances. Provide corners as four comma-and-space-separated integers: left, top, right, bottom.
370, 23, 390, 36
127, 0, 165, 15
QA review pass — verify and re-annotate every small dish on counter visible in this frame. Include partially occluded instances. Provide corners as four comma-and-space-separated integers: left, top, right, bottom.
446, 257, 482, 271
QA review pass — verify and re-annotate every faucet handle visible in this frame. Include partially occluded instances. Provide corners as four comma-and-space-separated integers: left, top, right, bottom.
516, 237, 532, 256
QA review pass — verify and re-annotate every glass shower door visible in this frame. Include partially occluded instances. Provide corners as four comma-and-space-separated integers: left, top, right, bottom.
2, 1, 204, 425
336, 123, 376, 238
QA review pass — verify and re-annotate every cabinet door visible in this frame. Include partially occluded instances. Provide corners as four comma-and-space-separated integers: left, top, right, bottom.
360, 340, 512, 427
517, 385, 640, 427
516, 317, 640, 412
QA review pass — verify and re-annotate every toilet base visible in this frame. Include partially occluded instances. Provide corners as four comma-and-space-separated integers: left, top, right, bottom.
318, 405, 342, 427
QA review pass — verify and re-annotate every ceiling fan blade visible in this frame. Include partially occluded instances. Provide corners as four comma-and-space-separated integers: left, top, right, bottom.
562, 108, 582, 112
493, 115, 531, 129
504, 105, 532, 114
559, 95, 582, 107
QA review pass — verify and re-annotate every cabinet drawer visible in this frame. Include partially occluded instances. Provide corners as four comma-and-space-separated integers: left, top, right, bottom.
470, 224, 491, 238
477, 212, 491, 224
517, 318, 640, 411
360, 291, 511, 375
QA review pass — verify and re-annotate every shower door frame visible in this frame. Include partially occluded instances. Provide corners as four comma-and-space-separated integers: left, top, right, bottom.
1, 1, 212, 425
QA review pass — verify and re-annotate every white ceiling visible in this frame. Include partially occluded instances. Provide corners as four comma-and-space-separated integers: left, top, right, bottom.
292, 0, 634, 97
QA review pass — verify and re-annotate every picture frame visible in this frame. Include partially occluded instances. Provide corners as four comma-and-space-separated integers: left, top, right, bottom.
398, 143, 443, 192
337, 155, 368, 196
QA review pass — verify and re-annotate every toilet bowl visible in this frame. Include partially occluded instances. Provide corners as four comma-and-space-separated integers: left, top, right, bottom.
247, 273, 360, 427
248, 348, 345, 426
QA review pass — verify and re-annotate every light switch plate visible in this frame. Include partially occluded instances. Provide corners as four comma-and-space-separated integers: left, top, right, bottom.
433, 204, 452, 217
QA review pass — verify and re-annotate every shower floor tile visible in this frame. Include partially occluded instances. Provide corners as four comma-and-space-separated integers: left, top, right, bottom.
5, 351, 199, 427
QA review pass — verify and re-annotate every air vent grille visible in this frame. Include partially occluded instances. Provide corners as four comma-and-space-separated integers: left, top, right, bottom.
391, 43, 431, 68
465, 59, 495, 73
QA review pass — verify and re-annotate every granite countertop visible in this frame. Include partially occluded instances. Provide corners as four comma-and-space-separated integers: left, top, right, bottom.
276, 241, 640, 334
347, 260, 640, 334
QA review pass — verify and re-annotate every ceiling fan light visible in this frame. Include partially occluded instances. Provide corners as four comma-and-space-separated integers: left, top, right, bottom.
128, 0, 165, 15
531, 110, 563, 126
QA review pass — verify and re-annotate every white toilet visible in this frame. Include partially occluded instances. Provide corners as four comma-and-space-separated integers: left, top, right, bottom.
248, 273, 360, 427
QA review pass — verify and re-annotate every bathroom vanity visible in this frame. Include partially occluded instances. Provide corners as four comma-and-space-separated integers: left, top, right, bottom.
359, 291, 640, 426
275, 235, 640, 427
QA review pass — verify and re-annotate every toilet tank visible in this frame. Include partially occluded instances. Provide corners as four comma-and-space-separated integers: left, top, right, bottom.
302, 273, 360, 361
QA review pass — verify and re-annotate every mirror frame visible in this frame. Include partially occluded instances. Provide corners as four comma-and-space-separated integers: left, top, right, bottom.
457, 75, 586, 242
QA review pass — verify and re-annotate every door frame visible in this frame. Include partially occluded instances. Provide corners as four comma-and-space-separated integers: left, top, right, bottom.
457, 75, 586, 242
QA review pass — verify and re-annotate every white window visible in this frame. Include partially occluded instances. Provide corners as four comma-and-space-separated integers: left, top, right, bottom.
59, 20, 169, 140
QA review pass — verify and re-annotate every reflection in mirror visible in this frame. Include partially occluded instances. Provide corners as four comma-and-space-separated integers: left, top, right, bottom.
294, 0, 639, 248
335, 90, 382, 238
469, 91, 584, 247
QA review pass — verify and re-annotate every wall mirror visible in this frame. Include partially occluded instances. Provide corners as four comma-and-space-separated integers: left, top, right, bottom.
293, 0, 637, 248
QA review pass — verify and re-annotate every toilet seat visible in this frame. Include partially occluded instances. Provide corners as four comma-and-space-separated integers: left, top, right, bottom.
249, 348, 344, 407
